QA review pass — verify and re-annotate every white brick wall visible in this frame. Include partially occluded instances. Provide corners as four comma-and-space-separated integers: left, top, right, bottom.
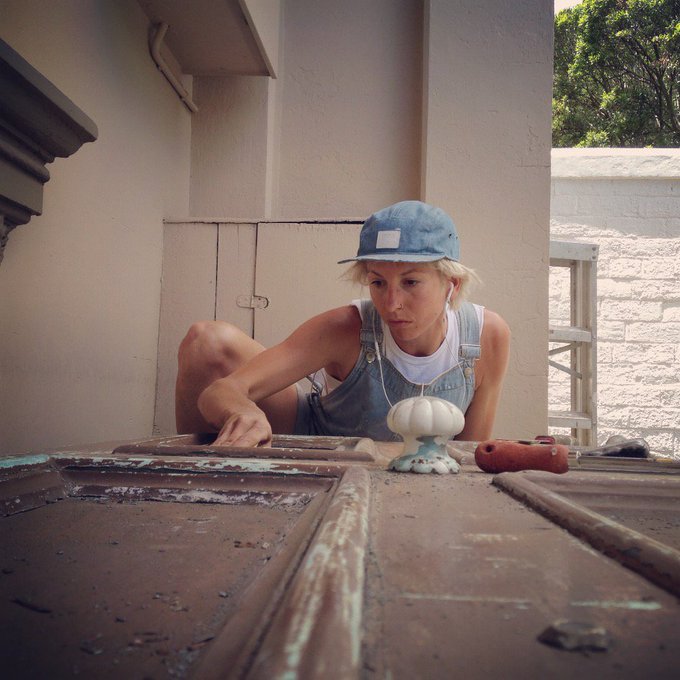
550, 149, 680, 458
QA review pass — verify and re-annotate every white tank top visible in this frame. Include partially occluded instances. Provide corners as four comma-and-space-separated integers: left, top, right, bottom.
320, 300, 484, 392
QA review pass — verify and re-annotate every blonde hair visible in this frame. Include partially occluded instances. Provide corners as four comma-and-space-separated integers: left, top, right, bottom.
343, 259, 480, 310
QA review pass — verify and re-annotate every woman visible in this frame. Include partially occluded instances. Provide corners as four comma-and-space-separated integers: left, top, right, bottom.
175, 201, 510, 446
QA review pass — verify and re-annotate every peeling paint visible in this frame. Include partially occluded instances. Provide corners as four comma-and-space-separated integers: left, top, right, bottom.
70, 485, 312, 508
483, 556, 536, 570
191, 458, 306, 474
570, 600, 662, 611
250, 467, 370, 678
0, 454, 50, 469
462, 533, 519, 543
282, 478, 367, 670
53, 453, 336, 477
400, 593, 531, 608
483, 556, 530, 563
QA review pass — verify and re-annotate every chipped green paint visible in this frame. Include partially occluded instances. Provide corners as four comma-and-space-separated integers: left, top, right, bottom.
571, 600, 662, 611
0, 454, 50, 469
282, 475, 367, 672
249, 467, 369, 678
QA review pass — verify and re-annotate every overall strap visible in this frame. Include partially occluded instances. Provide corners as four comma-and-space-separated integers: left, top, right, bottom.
456, 301, 482, 360
359, 299, 382, 350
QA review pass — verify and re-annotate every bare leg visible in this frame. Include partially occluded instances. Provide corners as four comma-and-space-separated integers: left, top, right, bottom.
175, 321, 299, 435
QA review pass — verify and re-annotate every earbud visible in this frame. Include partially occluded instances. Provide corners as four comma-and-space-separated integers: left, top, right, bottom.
443, 282, 454, 315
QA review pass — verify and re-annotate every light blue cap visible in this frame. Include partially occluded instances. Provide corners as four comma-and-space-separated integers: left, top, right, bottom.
338, 200, 459, 264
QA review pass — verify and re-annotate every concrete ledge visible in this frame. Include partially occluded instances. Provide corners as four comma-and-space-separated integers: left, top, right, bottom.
552, 148, 680, 179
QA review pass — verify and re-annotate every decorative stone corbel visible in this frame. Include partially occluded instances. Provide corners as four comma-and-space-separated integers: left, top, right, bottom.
0, 38, 98, 264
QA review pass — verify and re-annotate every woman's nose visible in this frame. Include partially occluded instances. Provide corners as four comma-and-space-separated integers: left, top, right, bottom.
385, 286, 403, 310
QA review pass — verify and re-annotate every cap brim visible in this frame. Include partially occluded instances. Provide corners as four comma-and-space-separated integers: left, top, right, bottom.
337, 253, 453, 264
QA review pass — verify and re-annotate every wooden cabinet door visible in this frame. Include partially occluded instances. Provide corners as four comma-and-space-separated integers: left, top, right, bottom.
155, 221, 363, 434
253, 222, 364, 348
155, 222, 220, 435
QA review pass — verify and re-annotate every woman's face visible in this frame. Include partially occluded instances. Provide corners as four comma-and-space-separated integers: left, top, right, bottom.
365, 261, 455, 356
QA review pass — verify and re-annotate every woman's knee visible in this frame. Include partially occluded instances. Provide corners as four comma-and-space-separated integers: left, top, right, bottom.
179, 320, 252, 375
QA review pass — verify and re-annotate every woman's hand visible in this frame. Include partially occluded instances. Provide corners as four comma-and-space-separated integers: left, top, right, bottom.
198, 377, 273, 447
213, 407, 273, 447
196, 307, 362, 447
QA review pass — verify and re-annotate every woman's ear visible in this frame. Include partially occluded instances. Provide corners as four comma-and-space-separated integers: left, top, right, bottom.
446, 278, 460, 303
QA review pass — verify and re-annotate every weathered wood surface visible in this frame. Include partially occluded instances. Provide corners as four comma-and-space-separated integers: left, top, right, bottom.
1, 438, 679, 679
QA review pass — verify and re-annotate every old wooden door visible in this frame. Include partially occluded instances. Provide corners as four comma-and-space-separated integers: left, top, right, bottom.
2, 437, 680, 679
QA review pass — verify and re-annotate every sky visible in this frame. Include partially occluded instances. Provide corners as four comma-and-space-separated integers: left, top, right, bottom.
555, 0, 582, 12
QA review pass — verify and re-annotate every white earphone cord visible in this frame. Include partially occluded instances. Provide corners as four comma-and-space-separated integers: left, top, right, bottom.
372, 291, 465, 408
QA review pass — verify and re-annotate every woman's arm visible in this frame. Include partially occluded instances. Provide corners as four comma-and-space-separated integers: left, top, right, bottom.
456, 309, 511, 441
198, 306, 361, 447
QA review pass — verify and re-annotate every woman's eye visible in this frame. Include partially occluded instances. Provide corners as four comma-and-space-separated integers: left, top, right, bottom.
404, 279, 419, 287
369, 279, 384, 288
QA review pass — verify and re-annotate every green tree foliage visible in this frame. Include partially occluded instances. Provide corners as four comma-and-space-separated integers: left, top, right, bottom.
553, 0, 680, 147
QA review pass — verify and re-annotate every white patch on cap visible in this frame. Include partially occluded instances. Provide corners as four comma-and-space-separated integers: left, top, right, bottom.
376, 229, 401, 250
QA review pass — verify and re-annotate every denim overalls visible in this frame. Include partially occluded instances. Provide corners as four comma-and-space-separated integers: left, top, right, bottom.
294, 300, 481, 441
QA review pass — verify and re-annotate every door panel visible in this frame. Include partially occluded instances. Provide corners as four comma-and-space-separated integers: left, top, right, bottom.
253, 222, 364, 348
155, 221, 363, 434
216, 222, 257, 336
154, 223, 218, 435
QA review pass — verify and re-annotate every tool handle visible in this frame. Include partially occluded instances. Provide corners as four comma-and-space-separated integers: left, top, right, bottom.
475, 439, 569, 474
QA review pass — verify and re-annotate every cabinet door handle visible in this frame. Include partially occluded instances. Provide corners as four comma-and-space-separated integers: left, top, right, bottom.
236, 294, 269, 309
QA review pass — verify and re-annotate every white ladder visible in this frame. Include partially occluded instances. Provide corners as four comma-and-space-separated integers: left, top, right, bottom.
549, 240, 598, 447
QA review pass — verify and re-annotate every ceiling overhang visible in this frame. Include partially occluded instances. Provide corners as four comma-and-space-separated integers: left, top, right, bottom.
137, 0, 280, 77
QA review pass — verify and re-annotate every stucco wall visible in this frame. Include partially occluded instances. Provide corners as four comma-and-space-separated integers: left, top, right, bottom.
550, 149, 680, 457
189, 0, 423, 219
0, 0, 192, 453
